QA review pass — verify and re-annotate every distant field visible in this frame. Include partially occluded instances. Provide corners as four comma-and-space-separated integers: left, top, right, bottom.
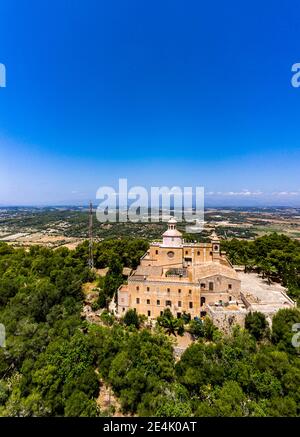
1, 206, 300, 247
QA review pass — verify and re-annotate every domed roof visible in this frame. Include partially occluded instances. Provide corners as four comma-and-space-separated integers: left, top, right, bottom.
162, 228, 183, 237
162, 216, 182, 238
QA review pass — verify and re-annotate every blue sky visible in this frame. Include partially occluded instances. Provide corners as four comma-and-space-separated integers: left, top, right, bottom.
0, 0, 300, 206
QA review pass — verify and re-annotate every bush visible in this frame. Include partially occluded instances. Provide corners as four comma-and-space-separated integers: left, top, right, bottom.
123, 309, 140, 328
245, 312, 269, 341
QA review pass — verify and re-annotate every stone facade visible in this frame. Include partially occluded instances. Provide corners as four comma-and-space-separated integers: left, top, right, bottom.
117, 218, 241, 320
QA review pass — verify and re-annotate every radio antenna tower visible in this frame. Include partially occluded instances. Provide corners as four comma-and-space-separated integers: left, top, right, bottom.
88, 201, 94, 269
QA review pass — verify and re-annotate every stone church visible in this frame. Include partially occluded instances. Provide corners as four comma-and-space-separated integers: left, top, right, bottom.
117, 217, 241, 320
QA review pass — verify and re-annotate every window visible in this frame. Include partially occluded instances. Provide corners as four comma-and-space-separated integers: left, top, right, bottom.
148, 310, 151, 317
122, 308, 125, 312
214, 245, 219, 251
157, 299, 160, 305
178, 289, 181, 293
136, 286, 139, 291
177, 312, 181, 318
189, 302, 193, 309
166, 300, 172, 306
200, 311, 207, 317
136, 298, 140, 304
197, 251, 200, 256
155, 250, 158, 255
147, 286, 150, 291
209, 282, 214, 291
167, 288, 170, 293
185, 250, 188, 255
189, 289, 192, 294
228, 284, 232, 290
200, 283, 205, 289
178, 301, 182, 307
167, 251, 175, 258
147, 299, 150, 304
201, 296, 206, 307
160, 311, 163, 316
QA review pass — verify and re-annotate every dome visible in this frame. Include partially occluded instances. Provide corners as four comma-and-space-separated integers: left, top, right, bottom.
163, 217, 182, 237
161, 216, 183, 247
162, 228, 183, 238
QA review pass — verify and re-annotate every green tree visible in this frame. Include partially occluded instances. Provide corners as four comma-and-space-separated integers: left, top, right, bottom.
189, 319, 204, 338
64, 391, 99, 417
245, 312, 269, 341
123, 309, 140, 328
157, 309, 184, 336
272, 308, 300, 354
196, 381, 249, 417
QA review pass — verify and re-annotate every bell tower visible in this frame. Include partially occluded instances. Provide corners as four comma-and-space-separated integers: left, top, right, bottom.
210, 230, 220, 261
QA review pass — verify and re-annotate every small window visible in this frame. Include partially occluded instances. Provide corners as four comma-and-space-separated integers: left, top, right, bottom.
185, 250, 188, 255
166, 300, 172, 306
147, 286, 150, 291
197, 251, 200, 256
189, 289, 192, 294
157, 299, 160, 305
136, 298, 140, 304
189, 302, 193, 309
178, 289, 181, 293
178, 301, 182, 307
177, 312, 181, 318
148, 310, 151, 317
136, 286, 139, 291
209, 282, 214, 291
160, 311, 163, 316
155, 250, 158, 255
200, 283, 205, 289
147, 299, 150, 305
228, 284, 232, 290
122, 307, 125, 312
167, 288, 170, 293
201, 296, 206, 307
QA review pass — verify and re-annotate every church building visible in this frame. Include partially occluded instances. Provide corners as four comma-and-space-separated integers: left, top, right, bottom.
117, 218, 241, 320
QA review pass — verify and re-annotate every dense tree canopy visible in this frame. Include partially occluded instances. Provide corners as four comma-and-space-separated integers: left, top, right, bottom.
0, 236, 299, 417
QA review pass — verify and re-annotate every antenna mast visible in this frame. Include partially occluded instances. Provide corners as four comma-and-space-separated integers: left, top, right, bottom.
88, 201, 94, 269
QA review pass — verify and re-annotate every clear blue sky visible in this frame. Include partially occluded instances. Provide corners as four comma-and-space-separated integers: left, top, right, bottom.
0, 0, 300, 206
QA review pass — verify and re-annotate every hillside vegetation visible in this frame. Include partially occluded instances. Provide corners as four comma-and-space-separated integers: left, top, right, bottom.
0, 234, 299, 416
